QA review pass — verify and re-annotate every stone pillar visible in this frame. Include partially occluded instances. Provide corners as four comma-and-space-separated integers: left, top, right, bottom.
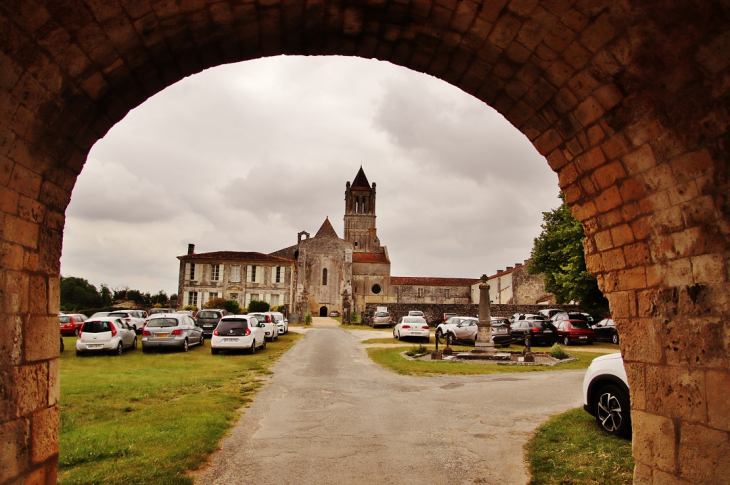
342, 289, 351, 325
298, 289, 309, 322
474, 274, 496, 353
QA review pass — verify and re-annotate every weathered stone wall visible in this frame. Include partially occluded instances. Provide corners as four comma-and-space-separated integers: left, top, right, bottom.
363, 303, 581, 325
389, 284, 472, 305
511, 268, 548, 304
297, 236, 353, 315
352, 261, 390, 314
1, 1, 729, 483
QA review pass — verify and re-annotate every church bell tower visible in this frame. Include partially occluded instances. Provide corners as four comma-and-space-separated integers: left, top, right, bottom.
344, 167, 380, 252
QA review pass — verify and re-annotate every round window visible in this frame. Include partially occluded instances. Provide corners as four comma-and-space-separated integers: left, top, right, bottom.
371, 284, 382, 294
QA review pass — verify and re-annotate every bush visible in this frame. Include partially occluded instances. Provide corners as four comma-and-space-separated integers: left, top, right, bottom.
405, 345, 428, 357
350, 312, 360, 324
248, 300, 270, 313
550, 343, 569, 360
271, 305, 286, 313
304, 311, 313, 325
183, 305, 198, 313
204, 297, 228, 309
224, 299, 241, 314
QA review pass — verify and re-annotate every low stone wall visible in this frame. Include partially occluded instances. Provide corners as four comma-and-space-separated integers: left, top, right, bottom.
362, 303, 582, 326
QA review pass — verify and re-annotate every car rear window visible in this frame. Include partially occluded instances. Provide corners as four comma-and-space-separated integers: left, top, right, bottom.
108, 312, 129, 317
59, 316, 71, 323
375, 312, 389, 317
528, 321, 557, 330
570, 321, 591, 329
146, 318, 179, 328
567, 313, 588, 320
82, 321, 111, 333
403, 317, 426, 323
217, 319, 249, 335
197, 311, 220, 319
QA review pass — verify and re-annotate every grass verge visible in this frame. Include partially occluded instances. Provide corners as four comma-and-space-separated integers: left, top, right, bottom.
525, 407, 634, 485
366, 347, 605, 376
59, 333, 301, 485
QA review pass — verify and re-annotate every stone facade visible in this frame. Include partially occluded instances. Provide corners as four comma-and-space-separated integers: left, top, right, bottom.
177, 246, 295, 312
1, 2, 729, 483
471, 262, 550, 305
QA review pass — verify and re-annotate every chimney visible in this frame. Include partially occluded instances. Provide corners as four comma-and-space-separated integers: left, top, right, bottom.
187, 244, 195, 255
506, 266, 513, 271
515, 263, 521, 268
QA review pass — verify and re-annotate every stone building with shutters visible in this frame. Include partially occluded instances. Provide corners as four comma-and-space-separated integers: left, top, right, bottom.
177, 245, 295, 311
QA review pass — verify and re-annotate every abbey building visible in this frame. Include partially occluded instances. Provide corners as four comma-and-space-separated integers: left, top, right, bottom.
177, 168, 548, 317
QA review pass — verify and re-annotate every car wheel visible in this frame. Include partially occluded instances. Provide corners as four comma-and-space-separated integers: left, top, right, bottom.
182, 339, 189, 352
612, 333, 619, 345
132, 337, 138, 350
115, 342, 123, 356
250, 340, 256, 355
594, 384, 632, 438
563, 336, 571, 346
74, 328, 79, 337
211, 348, 219, 355
393, 330, 398, 339
142, 346, 150, 354
75, 350, 82, 357
199, 334, 205, 347
262, 338, 267, 350
446, 333, 455, 345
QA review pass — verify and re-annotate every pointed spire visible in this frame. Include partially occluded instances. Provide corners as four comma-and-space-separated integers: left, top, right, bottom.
351, 166, 370, 188
314, 217, 340, 238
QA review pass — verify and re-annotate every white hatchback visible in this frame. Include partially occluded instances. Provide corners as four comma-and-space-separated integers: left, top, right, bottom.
210, 315, 267, 354
75, 318, 137, 356
393, 316, 430, 343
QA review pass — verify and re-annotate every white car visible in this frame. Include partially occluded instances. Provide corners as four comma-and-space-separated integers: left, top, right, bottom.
108, 310, 147, 334
582, 353, 631, 438
75, 317, 137, 356
408, 310, 425, 317
210, 315, 267, 354
393, 316, 430, 343
267, 311, 288, 334
248, 313, 278, 341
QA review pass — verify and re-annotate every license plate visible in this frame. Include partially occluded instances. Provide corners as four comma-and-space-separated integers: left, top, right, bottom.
156, 333, 169, 338
223, 338, 238, 342
204, 325, 213, 328
580, 336, 587, 339
544, 330, 553, 333
496, 328, 506, 333
87, 344, 103, 349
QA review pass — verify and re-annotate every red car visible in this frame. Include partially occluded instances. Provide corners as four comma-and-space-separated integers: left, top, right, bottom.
555, 319, 595, 345
59, 314, 88, 336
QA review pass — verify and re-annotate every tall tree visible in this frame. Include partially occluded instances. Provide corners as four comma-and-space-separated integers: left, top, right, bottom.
60, 276, 103, 310
528, 193, 609, 314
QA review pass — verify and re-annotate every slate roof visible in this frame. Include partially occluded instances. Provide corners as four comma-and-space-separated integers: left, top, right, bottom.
352, 252, 390, 264
351, 167, 370, 188
390, 276, 480, 287
314, 217, 340, 238
178, 251, 293, 263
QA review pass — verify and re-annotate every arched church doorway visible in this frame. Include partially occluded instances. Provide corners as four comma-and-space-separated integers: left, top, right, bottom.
1, 2, 728, 483
319, 306, 328, 317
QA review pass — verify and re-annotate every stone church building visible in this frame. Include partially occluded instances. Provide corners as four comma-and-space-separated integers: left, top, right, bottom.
178, 168, 549, 317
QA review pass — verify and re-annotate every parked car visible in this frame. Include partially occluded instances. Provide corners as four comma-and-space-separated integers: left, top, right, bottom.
196, 309, 229, 336
108, 310, 146, 334
437, 317, 512, 347
59, 314, 88, 336
442, 312, 457, 323
210, 315, 267, 354
141, 313, 204, 353
89, 311, 111, 319
75, 317, 137, 356
510, 320, 559, 346
408, 310, 425, 318
509, 313, 546, 323
583, 353, 631, 438
329, 310, 340, 317
268, 311, 288, 334
555, 319, 595, 345
371, 311, 392, 328
393, 316, 430, 342
248, 313, 278, 341
435, 316, 474, 340
537, 308, 563, 320
593, 318, 620, 344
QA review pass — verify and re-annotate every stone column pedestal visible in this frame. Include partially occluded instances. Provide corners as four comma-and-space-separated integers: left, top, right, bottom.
473, 274, 497, 354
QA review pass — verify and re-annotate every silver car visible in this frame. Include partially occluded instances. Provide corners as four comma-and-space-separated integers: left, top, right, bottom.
141, 313, 204, 353
371, 311, 392, 328
75, 317, 137, 356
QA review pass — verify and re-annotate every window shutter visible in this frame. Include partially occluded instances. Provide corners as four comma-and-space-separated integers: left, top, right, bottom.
185, 263, 191, 281
246, 265, 252, 283
255, 266, 261, 283
272, 267, 276, 283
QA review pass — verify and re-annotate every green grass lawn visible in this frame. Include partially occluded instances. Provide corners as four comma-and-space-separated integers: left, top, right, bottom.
526, 408, 634, 484
59, 333, 301, 485
366, 347, 605, 376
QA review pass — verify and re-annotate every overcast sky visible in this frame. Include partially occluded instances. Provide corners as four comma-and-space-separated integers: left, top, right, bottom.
60, 55, 560, 296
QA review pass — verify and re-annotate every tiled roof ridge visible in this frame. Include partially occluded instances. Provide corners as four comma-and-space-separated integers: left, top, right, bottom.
179, 251, 294, 263
390, 276, 480, 286
314, 217, 340, 238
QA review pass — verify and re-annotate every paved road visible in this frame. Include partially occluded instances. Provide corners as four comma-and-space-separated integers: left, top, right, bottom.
196, 323, 585, 485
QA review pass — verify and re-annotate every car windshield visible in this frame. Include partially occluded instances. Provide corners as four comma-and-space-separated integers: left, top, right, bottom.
570, 321, 591, 329
108, 312, 129, 317
150, 309, 168, 314
567, 313, 588, 320
529, 321, 557, 330
59, 316, 71, 323
197, 311, 219, 319
82, 321, 111, 333
146, 318, 179, 328
90, 312, 109, 318
272, 315, 283, 322
403, 317, 426, 323
217, 319, 249, 335
375, 312, 389, 317
250, 314, 268, 322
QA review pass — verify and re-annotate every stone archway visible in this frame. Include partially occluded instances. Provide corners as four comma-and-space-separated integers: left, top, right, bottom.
320, 306, 328, 317
1, 2, 728, 484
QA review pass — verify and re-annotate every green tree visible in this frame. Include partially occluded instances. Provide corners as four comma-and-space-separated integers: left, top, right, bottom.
248, 299, 270, 313
224, 299, 241, 314
528, 193, 609, 314
60, 276, 103, 310
99, 284, 113, 307
204, 297, 229, 309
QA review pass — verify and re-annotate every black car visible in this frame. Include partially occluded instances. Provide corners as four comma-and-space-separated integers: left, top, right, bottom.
592, 318, 619, 344
196, 309, 229, 336
510, 320, 558, 346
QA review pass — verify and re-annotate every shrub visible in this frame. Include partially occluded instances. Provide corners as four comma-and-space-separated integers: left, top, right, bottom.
271, 305, 286, 313
204, 297, 228, 309
405, 345, 428, 357
224, 299, 241, 314
550, 343, 569, 360
304, 311, 313, 325
183, 305, 198, 313
350, 312, 360, 324
248, 299, 270, 313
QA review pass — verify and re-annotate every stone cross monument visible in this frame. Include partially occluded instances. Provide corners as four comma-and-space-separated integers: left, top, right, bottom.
473, 274, 496, 353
